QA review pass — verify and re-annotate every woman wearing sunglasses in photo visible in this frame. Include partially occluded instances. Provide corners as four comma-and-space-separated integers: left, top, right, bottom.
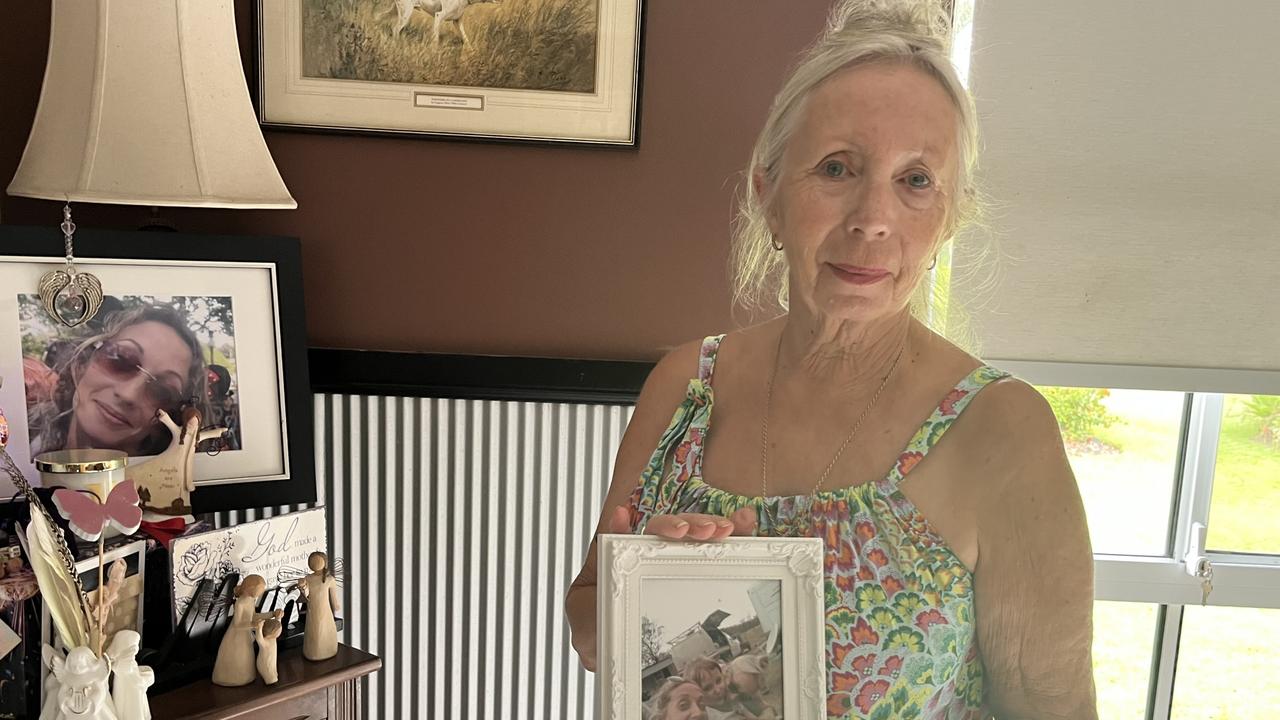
28, 304, 210, 458
647, 677, 709, 720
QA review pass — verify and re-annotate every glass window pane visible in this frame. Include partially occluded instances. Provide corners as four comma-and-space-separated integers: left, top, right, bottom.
1206, 394, 1280, 554
1092, 601, 1159, 719
1172, 606, 1280, 718
1038, 386, 1185, 555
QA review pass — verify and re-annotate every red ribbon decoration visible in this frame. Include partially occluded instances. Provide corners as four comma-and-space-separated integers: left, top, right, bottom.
139, 518, 188, 548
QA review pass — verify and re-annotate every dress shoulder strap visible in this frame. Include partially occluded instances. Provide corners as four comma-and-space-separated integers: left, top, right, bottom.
697, 334, 727, 387
624, 334, 725, 530
884, 365, 1012, 490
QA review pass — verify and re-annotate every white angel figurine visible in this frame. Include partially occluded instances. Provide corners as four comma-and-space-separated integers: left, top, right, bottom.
39, 646, 62, 720
296, 552, 341, 661
106, 630, 153, 720
44, 645, 115, 720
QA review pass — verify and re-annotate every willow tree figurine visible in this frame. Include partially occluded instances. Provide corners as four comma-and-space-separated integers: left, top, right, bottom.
213, 575, 282, 686
296, 552, 341, 661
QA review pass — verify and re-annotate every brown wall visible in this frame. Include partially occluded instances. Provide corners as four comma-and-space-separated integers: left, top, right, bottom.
0, 1, 831, 361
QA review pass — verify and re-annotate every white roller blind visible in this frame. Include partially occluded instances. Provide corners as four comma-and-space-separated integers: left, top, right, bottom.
951, 1, 1280, 380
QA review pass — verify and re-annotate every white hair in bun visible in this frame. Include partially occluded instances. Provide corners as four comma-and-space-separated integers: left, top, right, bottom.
825, 0, 953, 50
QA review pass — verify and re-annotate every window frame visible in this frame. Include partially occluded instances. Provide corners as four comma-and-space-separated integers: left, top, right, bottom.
995, 359, 1280, 719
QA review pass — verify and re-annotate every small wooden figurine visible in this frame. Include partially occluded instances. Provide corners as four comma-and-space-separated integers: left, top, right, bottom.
86, 559, 127, 653
127, 408, 225, 516
254, 617, 283, 685
296, 552, 341, 661
212, 575, 282, 687
105, 630, 153, 720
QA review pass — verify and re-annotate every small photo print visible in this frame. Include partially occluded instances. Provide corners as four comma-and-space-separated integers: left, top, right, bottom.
641, 578, 783, 720
18, 294, 242, 458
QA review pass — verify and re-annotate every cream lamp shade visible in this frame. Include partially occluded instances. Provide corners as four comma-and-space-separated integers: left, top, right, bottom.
7, 0, 296, 209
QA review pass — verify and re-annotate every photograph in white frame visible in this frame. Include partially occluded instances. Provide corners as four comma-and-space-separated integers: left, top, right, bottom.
642, 577, 785, 716
33, 538, 147, 652
598, 535, 826, 720
18, 293, 246, 459
0, 257, 287, 497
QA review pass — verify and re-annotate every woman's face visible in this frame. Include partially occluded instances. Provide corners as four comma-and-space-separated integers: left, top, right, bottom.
71, 321, 192, 453
662, 683, 707, 720
697, 667, 728, 705
762, 61, 959, 325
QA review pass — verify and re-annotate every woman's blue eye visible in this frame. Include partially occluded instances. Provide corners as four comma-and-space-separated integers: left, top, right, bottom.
906, 172, 932, 189
822, 161, 847, 178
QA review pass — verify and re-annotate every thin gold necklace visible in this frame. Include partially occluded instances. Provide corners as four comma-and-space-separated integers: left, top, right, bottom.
758, 334, 904, 525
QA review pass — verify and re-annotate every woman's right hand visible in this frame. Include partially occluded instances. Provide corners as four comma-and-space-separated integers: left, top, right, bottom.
604, 504, 758, 540
571, 505, 758, 672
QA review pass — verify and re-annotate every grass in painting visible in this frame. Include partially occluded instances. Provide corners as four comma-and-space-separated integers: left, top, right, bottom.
302, 0, 598, 93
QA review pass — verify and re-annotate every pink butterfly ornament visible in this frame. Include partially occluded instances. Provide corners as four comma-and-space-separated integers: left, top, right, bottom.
52, 481, 143, 542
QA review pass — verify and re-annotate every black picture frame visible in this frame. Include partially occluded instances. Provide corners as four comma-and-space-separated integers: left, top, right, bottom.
0, 224, 315, 514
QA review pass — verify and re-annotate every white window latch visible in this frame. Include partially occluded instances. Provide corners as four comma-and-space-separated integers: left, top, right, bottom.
1183, 522, 1213, 605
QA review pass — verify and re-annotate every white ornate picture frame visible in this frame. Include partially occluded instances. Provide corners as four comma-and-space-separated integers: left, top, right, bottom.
597, 535, 826, 719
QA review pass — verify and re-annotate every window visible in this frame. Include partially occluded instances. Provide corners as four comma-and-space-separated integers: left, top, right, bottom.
1091, 601, 1159, 718
1171, 606, 1280, 717
1206, 395, 1280, 555
1039, 386, 1185, 556
1020, 370, 1280, 720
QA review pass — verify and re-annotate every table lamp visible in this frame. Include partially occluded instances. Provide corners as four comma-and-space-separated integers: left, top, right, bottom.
6, 0, 296, 328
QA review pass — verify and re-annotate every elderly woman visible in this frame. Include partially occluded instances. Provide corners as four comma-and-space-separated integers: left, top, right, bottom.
27, 304, 209, 457
566, 1, 1096, 718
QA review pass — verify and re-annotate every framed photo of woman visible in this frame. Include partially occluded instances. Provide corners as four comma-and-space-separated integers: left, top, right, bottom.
0, 225, 313, 513
597, 534, 826, 720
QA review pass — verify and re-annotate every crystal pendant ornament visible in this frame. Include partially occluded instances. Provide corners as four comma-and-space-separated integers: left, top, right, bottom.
37, 205, 104, 328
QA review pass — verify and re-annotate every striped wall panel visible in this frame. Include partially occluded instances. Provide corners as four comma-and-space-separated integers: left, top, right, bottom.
220, 394, 633, 718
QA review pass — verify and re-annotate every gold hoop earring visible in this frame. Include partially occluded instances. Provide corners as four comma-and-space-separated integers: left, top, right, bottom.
927, 255, 938, 270
771, 235, 783, 252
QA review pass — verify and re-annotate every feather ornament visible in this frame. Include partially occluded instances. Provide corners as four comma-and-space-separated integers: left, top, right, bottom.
1, 435, 93, 650
25, 507, 90, 648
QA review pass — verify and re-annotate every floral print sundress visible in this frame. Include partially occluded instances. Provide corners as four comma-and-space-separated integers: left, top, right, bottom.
626, 335, 1010, 719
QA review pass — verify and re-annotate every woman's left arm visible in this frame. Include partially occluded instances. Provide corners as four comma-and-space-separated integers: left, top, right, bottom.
973, 382, 1098, 719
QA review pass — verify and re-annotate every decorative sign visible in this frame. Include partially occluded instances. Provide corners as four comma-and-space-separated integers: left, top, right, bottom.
170, 508, 327, 623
